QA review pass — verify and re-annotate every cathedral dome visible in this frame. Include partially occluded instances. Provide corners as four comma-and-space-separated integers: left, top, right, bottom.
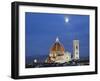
50, 37, 65, 52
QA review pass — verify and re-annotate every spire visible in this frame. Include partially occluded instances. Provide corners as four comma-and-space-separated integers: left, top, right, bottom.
56, 37, 59, 42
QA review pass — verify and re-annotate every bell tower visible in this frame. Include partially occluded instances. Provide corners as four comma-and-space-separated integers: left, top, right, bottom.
73, 40, 79, 60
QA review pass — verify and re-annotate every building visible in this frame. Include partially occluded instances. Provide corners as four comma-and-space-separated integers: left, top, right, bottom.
45, 37, 72, 63
73, 40, 79, 60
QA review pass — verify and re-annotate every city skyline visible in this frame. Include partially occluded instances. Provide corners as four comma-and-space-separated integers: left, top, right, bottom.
25, 12, 89, 63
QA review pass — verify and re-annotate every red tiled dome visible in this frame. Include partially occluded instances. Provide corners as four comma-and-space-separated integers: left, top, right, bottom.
45, 37, 65, 63
50, 37, 65, 52
51, 42, 65, 52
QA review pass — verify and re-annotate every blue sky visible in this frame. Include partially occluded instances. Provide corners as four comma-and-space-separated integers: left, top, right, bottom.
25, 12, 89, 63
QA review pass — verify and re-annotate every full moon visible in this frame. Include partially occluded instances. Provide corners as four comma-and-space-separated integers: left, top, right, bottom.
65, 17, 69, 23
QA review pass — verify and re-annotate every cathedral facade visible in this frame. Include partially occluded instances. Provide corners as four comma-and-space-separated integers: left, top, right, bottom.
45, 37, 79, 63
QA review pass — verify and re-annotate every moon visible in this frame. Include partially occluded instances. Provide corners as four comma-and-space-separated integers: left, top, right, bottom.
65, 17, 69, 23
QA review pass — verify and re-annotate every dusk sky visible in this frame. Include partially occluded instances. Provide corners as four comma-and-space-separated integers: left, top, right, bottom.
25, 12, 89, 63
